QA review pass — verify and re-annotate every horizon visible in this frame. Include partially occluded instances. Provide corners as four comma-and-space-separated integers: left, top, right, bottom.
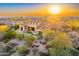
0, 3, 79, 16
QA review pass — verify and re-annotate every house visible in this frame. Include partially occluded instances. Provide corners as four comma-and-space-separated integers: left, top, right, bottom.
19, 22, 43, 37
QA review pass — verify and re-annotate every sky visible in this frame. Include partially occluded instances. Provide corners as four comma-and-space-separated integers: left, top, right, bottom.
0, 3, 79, 16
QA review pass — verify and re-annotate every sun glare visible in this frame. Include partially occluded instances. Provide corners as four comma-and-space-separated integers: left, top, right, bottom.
50, 5, 61, 14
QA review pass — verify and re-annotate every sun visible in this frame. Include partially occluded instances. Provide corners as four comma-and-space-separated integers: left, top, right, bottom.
50, 5, 61, 14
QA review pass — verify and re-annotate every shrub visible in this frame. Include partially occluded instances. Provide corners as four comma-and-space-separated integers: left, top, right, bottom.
12, 24, 19, 30
4, 30, 16, 43
48, 32, 73, 56
16, 44, 28, 55
15, 33, 24, 40
68, 20, 79, 30
24, 33, 36, 46
43, 29, 56, 40
4, 39, 10, 43
4, 30, 16, 39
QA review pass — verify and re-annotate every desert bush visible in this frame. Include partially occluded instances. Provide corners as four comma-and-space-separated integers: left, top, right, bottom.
4, 30, 16, 39
70, 48, 79, 56
48, 32, 73, 56
16, 44, 28, 55
12, 24, 19, 30
3, 30, 16, 43
15, 33, 24, 40
4, 39, 10, 43
24, 33, 36, 46
2, 43, 15, 55
0, 25, 8, 32
68, 20, 79, 30
43, 29, 57, 41
0, 32, 5, 41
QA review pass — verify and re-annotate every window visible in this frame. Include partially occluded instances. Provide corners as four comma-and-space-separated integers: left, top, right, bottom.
31, 27, 35, 31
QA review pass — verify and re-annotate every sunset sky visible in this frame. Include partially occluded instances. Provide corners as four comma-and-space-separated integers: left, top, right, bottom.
0, 3, 79, 16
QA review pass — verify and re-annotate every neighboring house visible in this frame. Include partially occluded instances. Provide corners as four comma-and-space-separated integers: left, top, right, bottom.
19, 22, 43, 37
